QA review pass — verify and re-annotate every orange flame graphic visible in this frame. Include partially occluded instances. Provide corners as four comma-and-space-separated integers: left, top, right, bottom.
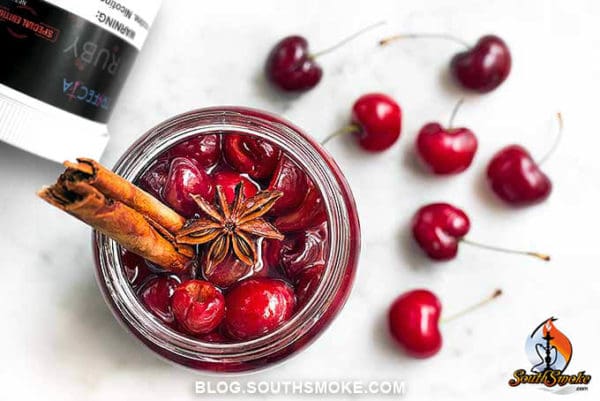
543, 318, 572, 369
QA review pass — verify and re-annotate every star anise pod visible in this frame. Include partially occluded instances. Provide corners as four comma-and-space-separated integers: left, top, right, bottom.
176, 183, 284, 274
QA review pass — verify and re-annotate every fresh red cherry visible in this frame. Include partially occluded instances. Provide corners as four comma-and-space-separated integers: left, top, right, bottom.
139, 276, 180, 325
416, 99, 477, 174
324, 93, 402, 151
388, 288, 503, 358
351, 93, 402, 151
224, 278, 295, 340
486, 113, 562, 206
412, 202, 550, 261
137, 158, 169, 200
295, 264, 324, 308
267, 156, 309, 215
171, 280, 225, 335
169, 134, 221, 169
274, 180, 326, 232
212, 171, 258, 203
223, 135, 281, 180
417, 123, 477, 174
265, 22, 384, 92
280, 222, 328, 278
412, 203, 470, 260
487, 145, 551, 205
163, 158, 214, 217
450, 35, 511, 93
388, 289, 442, 358
380, 34, 511, 93
265, 36, 323, 92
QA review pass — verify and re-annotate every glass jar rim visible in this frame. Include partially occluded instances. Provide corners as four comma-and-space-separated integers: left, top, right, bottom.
94, 107, 360, 368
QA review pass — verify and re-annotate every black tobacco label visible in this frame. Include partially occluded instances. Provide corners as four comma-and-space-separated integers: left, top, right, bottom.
0, 0, 138, 123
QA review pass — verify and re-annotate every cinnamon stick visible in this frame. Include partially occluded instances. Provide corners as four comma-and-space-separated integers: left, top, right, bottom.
63, 158, 186, 234
38, 159, 193, 272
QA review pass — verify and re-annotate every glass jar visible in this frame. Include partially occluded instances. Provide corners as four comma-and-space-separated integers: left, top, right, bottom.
93, 107, 360, 372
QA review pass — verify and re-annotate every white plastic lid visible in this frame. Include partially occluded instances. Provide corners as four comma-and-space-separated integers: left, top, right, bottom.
0, 84, 109, 163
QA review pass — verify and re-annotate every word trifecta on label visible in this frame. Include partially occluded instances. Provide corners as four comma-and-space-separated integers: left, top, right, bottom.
63, 78, 110, 110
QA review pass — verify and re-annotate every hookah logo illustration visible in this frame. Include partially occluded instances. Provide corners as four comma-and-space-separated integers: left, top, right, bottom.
508, 317, 592, 394
527, 317, 572, 373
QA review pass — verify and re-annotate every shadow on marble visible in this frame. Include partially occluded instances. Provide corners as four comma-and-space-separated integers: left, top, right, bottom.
57, 271, 169, 371
472, 164, 515, 213
0, 141, 63, 182
252, 69, 302, 114
372, 308, 413, 364
397, 218, 438, 271
437, 66, 467, 99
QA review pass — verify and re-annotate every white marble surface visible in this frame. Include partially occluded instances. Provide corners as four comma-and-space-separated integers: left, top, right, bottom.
1, 0, 599, 399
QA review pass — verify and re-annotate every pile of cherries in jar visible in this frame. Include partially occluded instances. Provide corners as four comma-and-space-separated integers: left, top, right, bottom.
127, 133, 328, 342
266, 25, 557, 358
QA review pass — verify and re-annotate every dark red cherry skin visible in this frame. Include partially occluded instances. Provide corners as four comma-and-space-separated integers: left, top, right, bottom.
450, 35, 511, 93
199, 331, 228, 343
203, 253, 252, 289
280, 222, 327, 278
171, 280, 225, 335
122, 250, 153, 286
486, 145, 552, 205
212, 171, 258, 204
412, 203, 470, 260
139, 276, 180, 325
268, 156, 309, 215
223, 135, 281, 180
388, 289, 442, 358
163, 158, 214, 217
169, 135, 221, 169
224, 278, 296, 341
416, 122, 478, 174
295, 264, 324, 308
351, 93, 402, 152
260, 239, 284, 272
265, 36, 323, 92
274, 181, 326, 232
137, 159, 169, 200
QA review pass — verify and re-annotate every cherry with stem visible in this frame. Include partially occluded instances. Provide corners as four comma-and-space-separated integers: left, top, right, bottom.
415, 98, 479, 175
487, 113, 563, 206
379, 32, 512, 93
321, 93, 402, 152
265, 21, 386, 92
412, 202, 550, 261
389, 288, 503, 358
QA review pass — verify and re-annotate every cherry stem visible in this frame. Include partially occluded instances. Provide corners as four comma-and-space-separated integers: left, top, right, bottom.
321, 124, 360, 145
460, 238, 550, 262
379, 33, 470, 49
537, 112, 564, 166
310, 21, 387, 59
441, 289, 503, 323
448, 98, 465, 129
